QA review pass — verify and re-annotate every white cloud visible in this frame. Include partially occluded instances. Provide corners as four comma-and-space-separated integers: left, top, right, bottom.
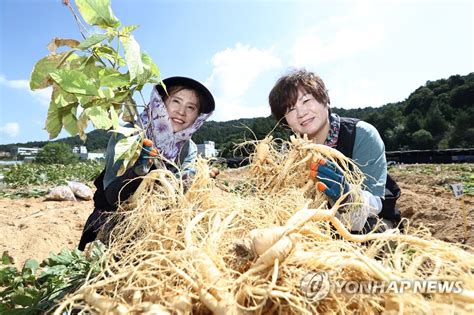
206, 43, 282, 100
291, 2, 385, 67
211, 97, 269, 122
0, 122, 20, 137
0, 75, 52, 106
329, 78, 385, 109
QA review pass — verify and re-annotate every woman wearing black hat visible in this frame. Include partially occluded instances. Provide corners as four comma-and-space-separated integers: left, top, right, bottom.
78, 76, 215, 250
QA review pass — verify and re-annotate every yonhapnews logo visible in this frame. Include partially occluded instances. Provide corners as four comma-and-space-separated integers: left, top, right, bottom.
300, 271, 463, 302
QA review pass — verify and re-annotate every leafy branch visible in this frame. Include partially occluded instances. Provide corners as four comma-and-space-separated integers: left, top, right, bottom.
30, 0, 161, 175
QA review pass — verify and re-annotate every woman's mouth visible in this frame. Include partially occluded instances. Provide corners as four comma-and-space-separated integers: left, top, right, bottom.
171, 118, 185, 125
300, 117, 314, 126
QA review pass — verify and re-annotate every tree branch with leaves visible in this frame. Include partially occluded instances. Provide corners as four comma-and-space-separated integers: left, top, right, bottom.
30, 0, 161, 175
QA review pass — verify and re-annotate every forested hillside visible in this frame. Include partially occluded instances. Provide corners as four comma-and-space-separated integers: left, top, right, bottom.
2, 73, 472, 157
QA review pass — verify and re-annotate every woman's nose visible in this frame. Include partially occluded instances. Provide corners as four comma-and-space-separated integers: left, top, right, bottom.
295, 105, 307, 118
175, 105, 185, 115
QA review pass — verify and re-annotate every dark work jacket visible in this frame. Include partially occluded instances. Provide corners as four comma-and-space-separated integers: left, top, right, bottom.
78, 140, 190, 250
336, 117, 402, 226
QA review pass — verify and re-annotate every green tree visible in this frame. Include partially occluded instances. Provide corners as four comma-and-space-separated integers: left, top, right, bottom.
405, 87, 434, 115
450, 81, 474, 109
424, 104, 449, 143
412, 129, 434, 150
449, 109, 474, 147
36, 142, 78, 165
404, 109, 423, 134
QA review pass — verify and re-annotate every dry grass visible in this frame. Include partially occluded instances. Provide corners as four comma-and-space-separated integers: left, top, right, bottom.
54, 136, 474, 314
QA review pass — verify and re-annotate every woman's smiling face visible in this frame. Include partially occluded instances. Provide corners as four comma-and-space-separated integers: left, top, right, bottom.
165, 88, 200, 132
284, 87, 330, 142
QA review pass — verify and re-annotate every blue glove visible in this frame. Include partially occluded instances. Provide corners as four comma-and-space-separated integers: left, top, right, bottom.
134, 138, 158, 175
309, 159, 349, 202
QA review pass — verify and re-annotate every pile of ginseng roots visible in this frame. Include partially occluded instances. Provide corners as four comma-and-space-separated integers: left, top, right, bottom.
55, 136, 474, 314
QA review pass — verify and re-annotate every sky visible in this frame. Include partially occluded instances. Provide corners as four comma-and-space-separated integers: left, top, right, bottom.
0, 0, 473, 145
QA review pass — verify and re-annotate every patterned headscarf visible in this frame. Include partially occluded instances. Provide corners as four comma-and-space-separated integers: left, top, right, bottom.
139, 87, 213, 161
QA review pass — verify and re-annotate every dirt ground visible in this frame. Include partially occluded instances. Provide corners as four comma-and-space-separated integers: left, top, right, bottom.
390, 165, 473, 247
0, 164, 472, 269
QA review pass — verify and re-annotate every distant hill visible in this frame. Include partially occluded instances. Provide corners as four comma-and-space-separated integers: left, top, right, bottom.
1, 72, 472, 157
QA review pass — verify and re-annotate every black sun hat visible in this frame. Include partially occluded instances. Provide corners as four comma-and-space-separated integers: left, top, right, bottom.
155, 76, 215, 114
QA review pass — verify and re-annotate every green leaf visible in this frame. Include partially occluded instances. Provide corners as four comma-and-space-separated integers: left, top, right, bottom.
11, 293, 36, 307
79, 56, 102, 83
120, 25, 139, 36
110, 105, 119, 130
76, 94, 95, 105
22, 259, 39, 276
62, 107, 79, 136
2, 251, 14, 265
119, 34, 144, 83
98, 87, 115, 99
53, 87, 78, 108
87, 105, 112, 129
40, 265, 67, 277
30, 53, 71, 90
142, 52, 160, 78
89, 241, 106, 261
110, 90, 130, 104
94, 45, 125, 66
114, 133, 140, 163
50, 69, 99, 96
114, 132, 142, 176
44, 97, 62, 139
99, 68, 130, 88
46, 249, 76, 266
75, 0, 121, 29
77, 33, 109, 50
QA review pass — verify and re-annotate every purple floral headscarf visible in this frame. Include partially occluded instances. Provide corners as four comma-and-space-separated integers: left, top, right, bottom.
139, 87, 212, 161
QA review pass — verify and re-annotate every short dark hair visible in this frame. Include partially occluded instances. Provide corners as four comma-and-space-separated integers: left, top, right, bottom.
269, 69, 331, 125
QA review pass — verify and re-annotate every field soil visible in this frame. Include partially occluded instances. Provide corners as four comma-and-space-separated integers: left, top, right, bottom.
0, 164, 472, 269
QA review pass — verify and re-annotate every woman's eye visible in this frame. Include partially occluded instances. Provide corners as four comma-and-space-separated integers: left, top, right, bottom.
286, 106, 295, 113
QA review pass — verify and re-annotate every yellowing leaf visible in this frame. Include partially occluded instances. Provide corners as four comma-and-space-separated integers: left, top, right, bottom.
77, 110, 89, 141
30, 53, 71, 90
119, 34, 144, 83
47, 37, 80, 54
75, 0, 120, 29
110, 105, 119, 130
87, 105, 112, 129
